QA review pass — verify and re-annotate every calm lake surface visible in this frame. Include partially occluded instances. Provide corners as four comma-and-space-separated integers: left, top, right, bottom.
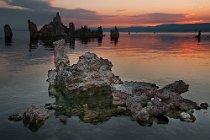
0, 31, 210, 140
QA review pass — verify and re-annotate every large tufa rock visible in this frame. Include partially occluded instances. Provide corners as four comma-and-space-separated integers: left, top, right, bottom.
39, 12, 68, 41
28, 20, 39, 40
56, 52, 122, 92
4, 24, 13, 42
47, 39, 121, 93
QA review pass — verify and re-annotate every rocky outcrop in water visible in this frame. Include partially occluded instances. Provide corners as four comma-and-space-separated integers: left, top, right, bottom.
48, 88, 128, 124
110, 26, 119, 40
39, 12, 68, 41
28, 20, 39, 40
200, 103, 209, 110
4, 24, 13, 42
9, 39, 209, 131
47, 39, 207, 124
27, 12, 103, 43
112, 80, 198, 123
69, 22, 75, 38
48, 39, 121, 93
9, 105, 49, 132
74, 25, 103, 39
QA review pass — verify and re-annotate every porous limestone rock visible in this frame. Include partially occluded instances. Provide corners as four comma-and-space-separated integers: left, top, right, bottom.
48, 39, 122, 93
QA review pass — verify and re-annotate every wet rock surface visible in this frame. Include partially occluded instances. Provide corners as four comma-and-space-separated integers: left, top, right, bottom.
49, 39, 122, 93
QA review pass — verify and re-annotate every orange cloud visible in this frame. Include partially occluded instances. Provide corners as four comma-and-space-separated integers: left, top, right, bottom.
62, 12, 210, 27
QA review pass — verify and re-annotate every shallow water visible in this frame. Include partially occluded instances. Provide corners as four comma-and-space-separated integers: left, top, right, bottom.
0, 31, 210, 140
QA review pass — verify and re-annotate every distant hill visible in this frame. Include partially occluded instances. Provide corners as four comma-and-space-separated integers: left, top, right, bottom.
3, 23, 210, 33
103, 23, 210, 32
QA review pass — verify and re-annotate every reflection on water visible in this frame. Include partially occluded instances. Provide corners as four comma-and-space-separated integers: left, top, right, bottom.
0, 31, 210, 140
111, 37, 119, 46
49, 87, 128, 125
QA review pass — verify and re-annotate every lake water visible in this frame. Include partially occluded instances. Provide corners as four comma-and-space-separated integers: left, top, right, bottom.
0, 31, 210, 140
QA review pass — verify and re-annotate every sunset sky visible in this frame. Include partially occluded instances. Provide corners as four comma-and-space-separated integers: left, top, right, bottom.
0, 0, 210, 28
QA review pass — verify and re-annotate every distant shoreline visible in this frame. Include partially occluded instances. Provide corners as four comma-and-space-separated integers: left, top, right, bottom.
1, 23, 210, 33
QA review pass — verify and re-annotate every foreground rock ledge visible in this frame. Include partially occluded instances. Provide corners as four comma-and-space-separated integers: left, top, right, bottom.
9, 39, 208, 130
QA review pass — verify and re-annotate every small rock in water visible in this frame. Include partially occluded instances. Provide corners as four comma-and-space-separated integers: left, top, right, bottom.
180, 112, 195, 122
9, 113, 24, 121
200, 103, 209, 110
58, 115, 67, 123
24, 105, 49, 122
4, 24, 13, 42
161, 80, 189, 94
